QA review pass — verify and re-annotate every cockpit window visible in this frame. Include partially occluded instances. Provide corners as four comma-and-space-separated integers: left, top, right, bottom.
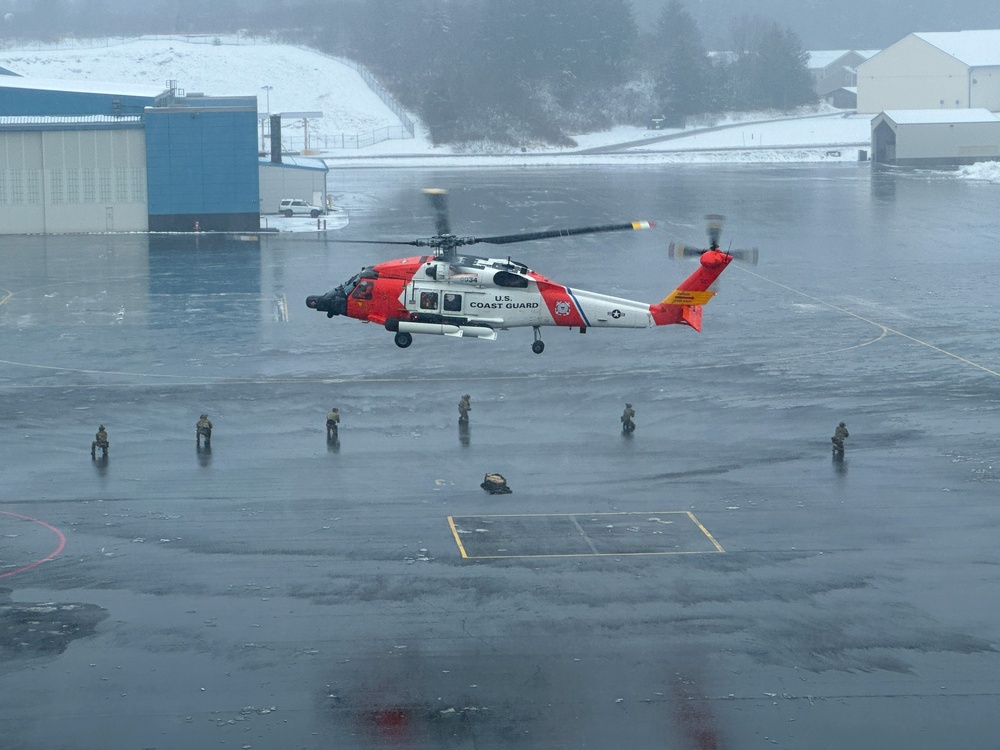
351, 280, 374, 300
493, 270, 529, 288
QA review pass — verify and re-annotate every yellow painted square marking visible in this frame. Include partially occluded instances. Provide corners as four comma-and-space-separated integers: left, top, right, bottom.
447, 511, 724, 559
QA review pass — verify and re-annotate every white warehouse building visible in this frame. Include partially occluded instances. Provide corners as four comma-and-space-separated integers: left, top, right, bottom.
857, 30, 1000, 114
871, 109, 1000, 166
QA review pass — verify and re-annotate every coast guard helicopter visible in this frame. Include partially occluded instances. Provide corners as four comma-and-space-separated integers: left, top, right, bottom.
306, 190, 754, 353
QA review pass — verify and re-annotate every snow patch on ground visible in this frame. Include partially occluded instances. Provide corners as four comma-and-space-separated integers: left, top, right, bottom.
956, 161, 1000, 183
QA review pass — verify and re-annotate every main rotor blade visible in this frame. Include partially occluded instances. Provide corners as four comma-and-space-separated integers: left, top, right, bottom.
423, 188, 451, 236
472, 220, 654, 246
321, 239, 424, 246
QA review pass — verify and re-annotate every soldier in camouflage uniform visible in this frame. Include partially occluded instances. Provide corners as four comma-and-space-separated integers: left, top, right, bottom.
458, 395, 471, 424
91, 425, 109, 458
832, 421, 848, 455
196, 414, 213, 447
621, 403, 636, 433
326, 407, 340, 439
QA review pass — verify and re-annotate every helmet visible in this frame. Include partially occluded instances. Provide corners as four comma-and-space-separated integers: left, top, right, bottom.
626, 403, 632, 408
201, 414, 208, 419
839, 421, 846, 427
462, 394, 470, 400
332, 407, 339, 412
99, 425, 105, 430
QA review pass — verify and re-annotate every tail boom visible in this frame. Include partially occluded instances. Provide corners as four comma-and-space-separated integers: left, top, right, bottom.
649, 249, 733, 330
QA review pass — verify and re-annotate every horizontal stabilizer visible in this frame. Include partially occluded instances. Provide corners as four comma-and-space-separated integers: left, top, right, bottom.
661, 289, 715, 306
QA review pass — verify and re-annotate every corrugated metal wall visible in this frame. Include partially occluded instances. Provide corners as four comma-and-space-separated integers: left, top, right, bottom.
0, 126, 148, 234
145, 108, 260, 232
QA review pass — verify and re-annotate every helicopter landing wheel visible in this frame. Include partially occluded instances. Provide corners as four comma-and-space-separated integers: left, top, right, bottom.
531, 327, 545, 354
394, 331, 413, 348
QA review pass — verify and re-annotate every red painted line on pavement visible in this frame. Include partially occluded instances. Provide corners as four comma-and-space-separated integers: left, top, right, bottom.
0, 509, 67, 579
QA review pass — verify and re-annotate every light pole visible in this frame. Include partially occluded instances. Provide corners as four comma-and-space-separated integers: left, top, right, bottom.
259, 86, 273, 155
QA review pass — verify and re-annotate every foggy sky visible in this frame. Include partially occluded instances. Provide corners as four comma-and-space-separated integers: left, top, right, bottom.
630, 0, 1000, 49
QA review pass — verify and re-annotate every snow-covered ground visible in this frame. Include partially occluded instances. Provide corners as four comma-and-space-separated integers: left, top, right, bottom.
2, 35, 998, 181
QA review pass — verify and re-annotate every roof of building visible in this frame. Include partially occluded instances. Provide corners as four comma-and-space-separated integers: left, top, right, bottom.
913, 30, 1000, 67
807, 49, 880, 69
259, 156, 328, 172
0, 115, 142, 125
877, 108, 1000, 125
0, 114, 143, 130
0, 75, 165, 97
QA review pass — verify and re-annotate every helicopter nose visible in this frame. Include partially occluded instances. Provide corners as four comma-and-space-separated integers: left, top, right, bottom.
306, 290, 347, 317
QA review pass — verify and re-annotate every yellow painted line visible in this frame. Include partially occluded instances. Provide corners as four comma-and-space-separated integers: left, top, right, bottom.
451, 510, 691, 519
0, 288, 11, 306
456, 550, 724, 560
686, 511, 725, 553
446, 516, 469, 559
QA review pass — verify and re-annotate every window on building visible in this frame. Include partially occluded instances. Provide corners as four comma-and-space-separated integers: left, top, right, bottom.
98, 168, 113, 202
49, 171, 64, 205
82, 169, 96, 202
10, 172, 24, 204
116, 168, 129, 202
25, 171, 40, 204
130, 169, 145, 202
66, 169, 80, 204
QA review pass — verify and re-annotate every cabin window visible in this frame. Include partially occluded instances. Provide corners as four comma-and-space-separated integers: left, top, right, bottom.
351, 280, 374, 300
443, 292, 462, 312
493, 270, 528, 288
419, 291, 439, 310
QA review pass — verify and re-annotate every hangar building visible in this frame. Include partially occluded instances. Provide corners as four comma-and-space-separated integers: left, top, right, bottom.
0, 76, 259, 235
857, 30, 1000, 114
871, 109, 1000, 166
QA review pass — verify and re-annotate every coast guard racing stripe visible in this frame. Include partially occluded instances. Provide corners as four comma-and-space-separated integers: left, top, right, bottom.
532, 277, 587, 327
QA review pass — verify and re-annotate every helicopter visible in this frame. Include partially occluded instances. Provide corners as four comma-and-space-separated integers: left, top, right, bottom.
306, 190, 755, 353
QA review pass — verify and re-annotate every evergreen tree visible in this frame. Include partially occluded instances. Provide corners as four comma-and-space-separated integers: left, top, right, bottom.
651, 0, 713, 119
728, 15, 816, 110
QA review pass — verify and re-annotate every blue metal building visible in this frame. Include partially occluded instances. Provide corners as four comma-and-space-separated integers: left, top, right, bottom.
0, 77, 260, 234
145, 95, 260, 232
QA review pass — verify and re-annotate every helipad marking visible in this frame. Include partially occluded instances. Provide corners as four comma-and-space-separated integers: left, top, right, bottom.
447, 511, 724, 559
0, 510, 67, 579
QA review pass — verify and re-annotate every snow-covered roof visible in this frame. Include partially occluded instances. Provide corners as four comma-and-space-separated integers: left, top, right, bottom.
0, 75, 165, 97
0, 114, 142, 125
878, 108, 1000, 125
914, 30, 1000, 67
807, 50, 879, 70
259, 156, 328, 171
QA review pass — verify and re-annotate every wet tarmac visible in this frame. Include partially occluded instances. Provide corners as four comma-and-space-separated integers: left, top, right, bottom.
2, 164, 1000, 749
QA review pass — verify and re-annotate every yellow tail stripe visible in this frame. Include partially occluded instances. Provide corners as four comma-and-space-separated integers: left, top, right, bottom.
661, 290, 715, 305
631, 220, 652, 230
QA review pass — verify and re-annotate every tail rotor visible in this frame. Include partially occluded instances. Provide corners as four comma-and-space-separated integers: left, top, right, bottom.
668, 214, 758, 265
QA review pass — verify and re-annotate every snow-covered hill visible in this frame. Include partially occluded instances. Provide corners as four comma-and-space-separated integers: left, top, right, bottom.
2, 35, 998, 181
0, 36, 426, 151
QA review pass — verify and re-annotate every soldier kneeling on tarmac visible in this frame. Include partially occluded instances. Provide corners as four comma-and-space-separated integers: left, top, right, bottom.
481, 472, 512, 494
